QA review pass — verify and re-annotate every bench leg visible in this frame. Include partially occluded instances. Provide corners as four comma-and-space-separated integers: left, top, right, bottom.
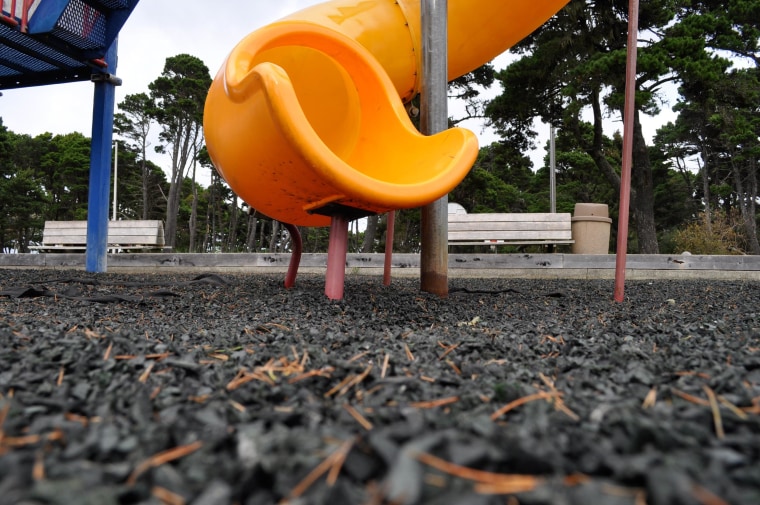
325, 215, 349, 300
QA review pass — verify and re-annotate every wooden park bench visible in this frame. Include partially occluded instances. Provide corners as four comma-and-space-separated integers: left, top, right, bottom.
448, 212, 574, 249
31, 220, 168, 252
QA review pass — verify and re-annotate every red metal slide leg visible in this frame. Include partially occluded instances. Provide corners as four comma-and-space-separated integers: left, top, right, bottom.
283, 223, 302, 289
325, 215, 349, 300
383, 211, 395, 286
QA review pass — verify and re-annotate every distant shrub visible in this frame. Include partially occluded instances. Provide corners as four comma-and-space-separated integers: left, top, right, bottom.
672, 210, 744, 255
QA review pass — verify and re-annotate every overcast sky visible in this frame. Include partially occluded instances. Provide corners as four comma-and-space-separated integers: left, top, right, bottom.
1, 1, 324, 137
2, 0, 518, 185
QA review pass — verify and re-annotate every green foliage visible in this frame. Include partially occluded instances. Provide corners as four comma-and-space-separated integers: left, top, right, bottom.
482, 0, 760, 253
672, 211, 744, 254
36, 132, 91, 220
448, 64, 496, 125
451, 167, 527, 214
149, 54, 212, 248
392, 208, 423, 253
450, 141, 536, 214
149, 54, 211, 140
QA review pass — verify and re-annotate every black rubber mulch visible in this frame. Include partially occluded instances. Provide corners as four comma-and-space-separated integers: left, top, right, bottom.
1, 269, 759, 505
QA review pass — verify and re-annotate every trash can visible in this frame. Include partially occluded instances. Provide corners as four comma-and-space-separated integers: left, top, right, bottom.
571, 203, 612, 254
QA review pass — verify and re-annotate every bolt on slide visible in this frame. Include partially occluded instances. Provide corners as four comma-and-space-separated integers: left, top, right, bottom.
203, 0, 568, 298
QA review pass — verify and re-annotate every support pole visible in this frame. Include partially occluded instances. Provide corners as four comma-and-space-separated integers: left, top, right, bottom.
283, 223, 302, 289
383, 211, 395, 286
614, 0, 639, 302
325, 214, 350, 300
420, 0, 449, 297
86, 39, 119, 273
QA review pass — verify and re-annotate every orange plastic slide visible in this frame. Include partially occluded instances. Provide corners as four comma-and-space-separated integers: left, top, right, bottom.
204, 0, 569, 227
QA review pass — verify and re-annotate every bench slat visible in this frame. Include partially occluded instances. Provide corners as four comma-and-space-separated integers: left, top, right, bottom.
448, 213, 571, 223
447, 212, 574, 248
451, 240, 574, 245
449, 230, 573, 241
449, 222, 571, 232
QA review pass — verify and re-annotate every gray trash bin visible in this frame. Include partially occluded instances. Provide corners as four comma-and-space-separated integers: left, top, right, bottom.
571, 203, 612, 254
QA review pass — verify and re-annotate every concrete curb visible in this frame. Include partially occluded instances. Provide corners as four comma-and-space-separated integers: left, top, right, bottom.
2, 253, 760, 280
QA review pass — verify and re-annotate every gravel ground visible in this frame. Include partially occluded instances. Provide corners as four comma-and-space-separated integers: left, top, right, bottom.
0, 269, 759, 505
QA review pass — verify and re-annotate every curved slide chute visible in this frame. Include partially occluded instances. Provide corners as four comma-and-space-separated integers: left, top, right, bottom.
204, 0, 569, 296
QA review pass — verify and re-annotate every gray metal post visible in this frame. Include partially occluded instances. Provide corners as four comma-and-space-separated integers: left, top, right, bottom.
420, 0, 449, 297
112, 141, 118, 221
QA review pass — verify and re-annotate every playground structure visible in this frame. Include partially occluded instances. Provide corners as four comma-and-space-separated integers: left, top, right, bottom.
204, 0, 570, 299
1, 0, 140, 272
2, 0, 641, 303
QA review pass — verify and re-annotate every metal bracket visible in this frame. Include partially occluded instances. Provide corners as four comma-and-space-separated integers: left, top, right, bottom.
90, 73, 122, 86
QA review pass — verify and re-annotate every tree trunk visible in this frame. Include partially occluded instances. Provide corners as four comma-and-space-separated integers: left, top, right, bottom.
246, 210, 258, 252
269, 220, 280, 252
629, 112, 659, 254
362, 215, 379, 252
141, 147, 149, 221
164, 166, 182, 249
700, 147, 713, 235
732, 158, 760, 254
203, 181, 213, 252
189, 157, 198, 252
586, 89, 658, 253
746, 158, 760, 254
226, 194, 239, 252
259, 220, 266, 251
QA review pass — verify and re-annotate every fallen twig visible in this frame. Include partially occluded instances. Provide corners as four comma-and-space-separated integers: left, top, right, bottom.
404, 343, 415, 362
286, 439, 354, 501
416, 451, 540, 495
410, 396, 459, 409
103, 341, 113, 360
692, 483, 730, 505
138, 361, 155, 384
343, 404, 373, 431
381, 353, 390, 379
288, 367, 334, 384
642, 387, 657, 409
127, 441, 203, 486
717, 395, 748, 420
703, 385, 725, 439
324, 364, 373, 398
539, 373, 580, 421
671, 388, 710, 406
151, 485, 186, 505
437, 341, 461, 361
490, 391, 562, 421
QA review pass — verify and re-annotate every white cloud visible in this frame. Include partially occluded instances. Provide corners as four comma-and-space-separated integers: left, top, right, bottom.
1, 2, 323, 138
1, 1, 325, 186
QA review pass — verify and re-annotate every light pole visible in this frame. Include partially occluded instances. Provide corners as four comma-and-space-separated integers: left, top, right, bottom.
550, 124, 556, 213
112, 141, 118, 221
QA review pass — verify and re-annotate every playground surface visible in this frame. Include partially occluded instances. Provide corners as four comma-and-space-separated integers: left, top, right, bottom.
1, 268, 759, 505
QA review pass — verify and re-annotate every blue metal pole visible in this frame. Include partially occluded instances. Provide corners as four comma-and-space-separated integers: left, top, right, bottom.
85, 39, 119, 272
